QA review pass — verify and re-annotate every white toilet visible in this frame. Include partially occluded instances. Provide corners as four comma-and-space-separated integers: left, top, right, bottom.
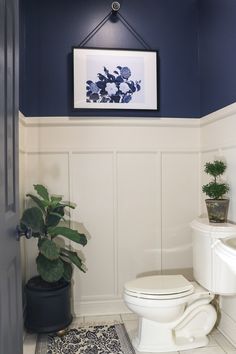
123, 218, 236, 352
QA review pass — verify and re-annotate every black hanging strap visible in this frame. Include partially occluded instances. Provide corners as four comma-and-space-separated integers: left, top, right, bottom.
118, 12, 151, 50
78, 9, 151, 50
78, 12, 112, 48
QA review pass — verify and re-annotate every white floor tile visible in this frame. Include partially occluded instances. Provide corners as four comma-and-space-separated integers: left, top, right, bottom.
23, 333, 37, 354
211, 328, 236, 352
123, 319, 138, 339
121, 312, 139, 321
179, 346, 225, 354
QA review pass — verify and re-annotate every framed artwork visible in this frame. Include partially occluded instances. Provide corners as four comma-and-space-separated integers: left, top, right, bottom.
73, 48, 158, 111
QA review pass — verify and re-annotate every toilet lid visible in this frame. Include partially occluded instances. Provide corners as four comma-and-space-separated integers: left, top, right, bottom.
124, 275, 194, 296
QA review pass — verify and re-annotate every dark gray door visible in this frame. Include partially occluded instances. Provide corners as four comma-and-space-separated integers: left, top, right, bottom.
0, 0, 23, 353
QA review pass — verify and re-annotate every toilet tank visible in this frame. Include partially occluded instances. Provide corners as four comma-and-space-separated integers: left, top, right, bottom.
191, 218, 236, 295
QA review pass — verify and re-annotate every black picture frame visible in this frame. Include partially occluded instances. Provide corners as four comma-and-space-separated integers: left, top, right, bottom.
73, 47, 158, 111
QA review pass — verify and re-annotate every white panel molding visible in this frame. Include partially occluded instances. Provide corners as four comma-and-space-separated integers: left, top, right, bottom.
19, 101, 236, 129
201, 147, 223, 154
68, 151, 73, 214
19, 114, 200, 128
20, 102, 236, 151
201, 143, 236, 154
19, 104, 236, 317
200, 102, 236, 127
19, 116, 200, 152
113, 152, 119, 296
19, 106, 235, 316
19, 114, 26, 153
200, 103, 236, 152
200, 102, 236, 343
197, 151, 202, 220
22, 147, 201, 155
75, 298, 130, 317
25, 111, 236, 316
221, 144, 236, 151
157, 152, 163, 269
18, 113, 201, 315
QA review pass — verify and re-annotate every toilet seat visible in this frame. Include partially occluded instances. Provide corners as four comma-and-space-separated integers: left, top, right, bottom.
124, 275, 194, 300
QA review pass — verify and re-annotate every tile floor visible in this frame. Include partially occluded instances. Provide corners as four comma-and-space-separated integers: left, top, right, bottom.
23, 313, 236, 354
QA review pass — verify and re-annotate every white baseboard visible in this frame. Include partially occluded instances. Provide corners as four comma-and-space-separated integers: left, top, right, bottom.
73, 298, 130, 317
218, 309, 236, 347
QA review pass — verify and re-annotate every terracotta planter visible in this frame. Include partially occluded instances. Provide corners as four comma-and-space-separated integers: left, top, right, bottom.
25, 276, 72, 333
205, 199, 229, 223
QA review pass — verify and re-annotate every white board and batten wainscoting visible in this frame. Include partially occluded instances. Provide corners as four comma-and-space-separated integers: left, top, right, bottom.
19, 103, 236, 346
201, 103, 236, 347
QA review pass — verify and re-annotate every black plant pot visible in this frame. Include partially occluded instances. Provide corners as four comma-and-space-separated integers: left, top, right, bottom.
25, 276, 72, 334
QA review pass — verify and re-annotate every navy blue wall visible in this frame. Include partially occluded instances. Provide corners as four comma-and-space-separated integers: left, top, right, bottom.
199, 0, 236, 116
20, 0, 200, 117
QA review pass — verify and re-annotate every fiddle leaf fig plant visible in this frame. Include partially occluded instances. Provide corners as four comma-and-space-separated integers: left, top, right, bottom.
202, 160, 229, 199
19, 184, 87, 283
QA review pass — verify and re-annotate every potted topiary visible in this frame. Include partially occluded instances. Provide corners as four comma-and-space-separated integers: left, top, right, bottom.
18, 184, 87, 333
202, 160, 230, 223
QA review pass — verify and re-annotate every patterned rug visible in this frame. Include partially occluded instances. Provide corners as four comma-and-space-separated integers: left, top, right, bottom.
36, 323, 135, 354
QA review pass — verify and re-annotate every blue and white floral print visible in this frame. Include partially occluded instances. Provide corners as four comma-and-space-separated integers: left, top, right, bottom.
105, 82, 118, 96
86, 66, 141, 104
119, 82, 130, 94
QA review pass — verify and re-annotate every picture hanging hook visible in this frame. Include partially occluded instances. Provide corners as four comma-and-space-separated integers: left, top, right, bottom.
111, 2, 121, 13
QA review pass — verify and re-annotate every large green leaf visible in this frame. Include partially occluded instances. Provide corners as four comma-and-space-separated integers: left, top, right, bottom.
34, 184, 49, 201
61, 259, 73, 282
26, 193, 47, 213
36, 254, 64, 282
39, 239, 60, 260
20, 207, 44, 233
61, 201, 76, 209
46, 206, 65, 228
49, 226, 87, 246
51, 195, 63, 204
60, 248, 86, 273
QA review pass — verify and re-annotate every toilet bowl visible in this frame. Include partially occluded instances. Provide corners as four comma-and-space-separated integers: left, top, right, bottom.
124, 275, 216, 352
123, 218, 236, 352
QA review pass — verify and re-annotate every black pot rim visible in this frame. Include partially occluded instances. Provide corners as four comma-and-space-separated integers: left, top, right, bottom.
26, 275, 70, 292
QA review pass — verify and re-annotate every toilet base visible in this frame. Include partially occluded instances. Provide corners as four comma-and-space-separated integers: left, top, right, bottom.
133, 334, 209, 353
130, 303, 217, 353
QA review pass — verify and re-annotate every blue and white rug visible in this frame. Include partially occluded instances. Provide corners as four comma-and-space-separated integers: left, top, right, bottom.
36, 323, 135, 354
